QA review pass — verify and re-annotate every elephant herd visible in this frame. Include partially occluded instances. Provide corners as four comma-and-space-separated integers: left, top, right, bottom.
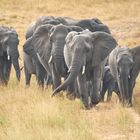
0, 16, 140, 109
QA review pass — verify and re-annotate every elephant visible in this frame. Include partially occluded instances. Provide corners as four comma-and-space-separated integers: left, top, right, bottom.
23, 16, 61, 87
52, 30, 117, 109
0, 26, 20, 85
100, 66, 120, 102
23, 24, 53, 87
109, 46, 140, 106
23, 25, 52, 87
48, 24, 83, 98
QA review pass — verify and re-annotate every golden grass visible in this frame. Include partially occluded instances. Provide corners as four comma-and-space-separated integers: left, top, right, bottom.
0, 0, 140, 139
0, 83, 139, 140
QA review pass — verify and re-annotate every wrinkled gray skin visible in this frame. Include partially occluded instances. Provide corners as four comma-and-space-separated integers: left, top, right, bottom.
23, 24, 53, 87
49, 24, 83, 98
100, 66, 120, 102
52, 30, 117, 109
109, 46, 140, 106
23, 16, 61, 87
0, 26, 20, 85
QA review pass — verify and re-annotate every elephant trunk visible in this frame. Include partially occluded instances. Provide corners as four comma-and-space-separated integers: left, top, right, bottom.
52, 48, 83, 96
9, 46, 20, 81
119, 73, 131, 106
52, 41, 67, 75
11, 55, 20, 81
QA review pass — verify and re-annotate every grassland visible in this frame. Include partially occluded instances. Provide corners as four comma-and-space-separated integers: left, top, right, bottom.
0, 0, 140, 139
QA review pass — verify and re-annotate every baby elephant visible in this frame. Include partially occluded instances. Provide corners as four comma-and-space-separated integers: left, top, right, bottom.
100, 66, 120, 102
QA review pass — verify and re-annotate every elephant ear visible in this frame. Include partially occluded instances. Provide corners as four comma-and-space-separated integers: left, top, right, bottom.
0, 43, 3, 56
23, 37, 36, 58
91, 31, 117, 66
31, 24, 53, 74
130, 45, 140, 70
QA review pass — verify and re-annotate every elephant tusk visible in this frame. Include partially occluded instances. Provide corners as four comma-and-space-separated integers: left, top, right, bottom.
19, 56, 22, 61
67, 66, 71, 73
48, 55, 53, 64
128, 75, 131, 79
7, 55, 10, 60
82, 65, 85, 75
20, 66, 24, 71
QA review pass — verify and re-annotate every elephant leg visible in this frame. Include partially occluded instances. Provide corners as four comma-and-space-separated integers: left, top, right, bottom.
0, 58, 4, 84
66, 81, 76, 100
75, 80, 80, 98
51, 63, 61, 90
44, 74, 53, 87
90, 65, 103, 107
35, 62, 45, 88
77, 74, 89, 109
47, 75, 53, 85
24, 65, 31, 86
100, 85, 107, 102
128, 68, 139, 106
107, 89, 112, 102
115, 91, 121, 102
3, 60, 11, 85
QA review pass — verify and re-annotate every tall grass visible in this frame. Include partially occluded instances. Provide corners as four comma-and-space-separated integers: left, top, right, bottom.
0, 84, 138, 140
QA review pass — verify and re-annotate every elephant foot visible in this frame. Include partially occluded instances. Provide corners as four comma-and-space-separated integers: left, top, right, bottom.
90, 97, 101, 107
81, 98, 90, 110
106, 98, 111, 102
81, 102, 91, 110
100, 97, 105, 102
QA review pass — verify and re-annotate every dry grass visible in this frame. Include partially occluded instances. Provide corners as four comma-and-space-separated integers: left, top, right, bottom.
0, 84, 139, 140
0, 0, 140, 139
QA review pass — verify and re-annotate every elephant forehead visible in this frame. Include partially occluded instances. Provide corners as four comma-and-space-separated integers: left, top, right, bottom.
73, 35, 91, 44
53, 27, 68, 34
117, 53, 133, 64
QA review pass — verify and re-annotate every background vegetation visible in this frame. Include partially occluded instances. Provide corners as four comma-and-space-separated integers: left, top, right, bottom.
0, 0, 140, 139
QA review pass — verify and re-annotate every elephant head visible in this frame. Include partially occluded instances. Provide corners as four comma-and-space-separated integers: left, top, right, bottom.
24, 24, 54, 75
0, 28, 20, 81
52, 31, 117, 96
109, 46, 140, 106
75, 19, 110, 33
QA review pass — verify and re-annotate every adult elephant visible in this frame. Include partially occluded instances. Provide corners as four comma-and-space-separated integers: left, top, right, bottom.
50, 24, 83, 90
48, 24, 83, 98
109, 46, 140, 106
23, 24, 53, 87
23, 16, 61, 87
0, 26, 20, 85
52, 30, 117, 109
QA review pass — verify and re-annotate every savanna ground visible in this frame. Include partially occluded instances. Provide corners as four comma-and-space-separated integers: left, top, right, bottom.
0, 0, 140, 139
